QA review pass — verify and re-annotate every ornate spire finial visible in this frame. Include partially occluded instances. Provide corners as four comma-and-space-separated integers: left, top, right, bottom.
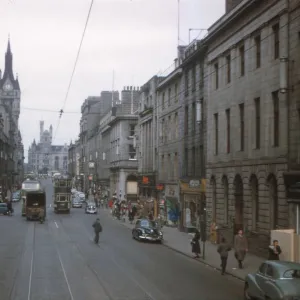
7, 35, 11, 53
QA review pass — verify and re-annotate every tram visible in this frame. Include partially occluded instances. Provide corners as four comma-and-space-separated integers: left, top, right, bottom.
21, 179, 44, 217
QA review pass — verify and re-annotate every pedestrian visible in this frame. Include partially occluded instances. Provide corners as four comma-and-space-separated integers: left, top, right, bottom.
234, 229, 248, 269
92, 218, 102, 244
148, 211, 153, 220
268, 239, 282, 260
217, 237, 231, 275
191, 230, 201, 258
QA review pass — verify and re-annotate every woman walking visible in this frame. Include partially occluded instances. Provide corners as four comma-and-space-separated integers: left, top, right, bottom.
191, 230, 201, 258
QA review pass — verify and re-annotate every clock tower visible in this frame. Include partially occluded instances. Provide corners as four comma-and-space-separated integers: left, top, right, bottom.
0, 38, 20, 122
0, 38, 22, 186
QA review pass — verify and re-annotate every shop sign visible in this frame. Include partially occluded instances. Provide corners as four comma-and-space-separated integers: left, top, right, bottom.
165, 185, 179, 197
189, 180, 200, 188
89, 162, 95, 168
156, 183, 164, 191
142, 176, 149, 184
88, 175, 93, 181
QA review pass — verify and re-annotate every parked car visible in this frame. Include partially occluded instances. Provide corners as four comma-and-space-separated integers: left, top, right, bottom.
72, 198, 82, 208
0, 203, 9, 215
85, 203, 97, 214
244, 260, 300, 300
132, 218, 163, 243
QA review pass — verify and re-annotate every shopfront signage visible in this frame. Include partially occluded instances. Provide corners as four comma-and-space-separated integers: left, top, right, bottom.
156, 184, 164, 190
189, 180, 200, 188
142, 176, 149, 184
88, 162, 95, 168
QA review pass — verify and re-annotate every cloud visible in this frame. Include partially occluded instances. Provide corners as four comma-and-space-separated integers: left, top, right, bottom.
0, 0, 225, 161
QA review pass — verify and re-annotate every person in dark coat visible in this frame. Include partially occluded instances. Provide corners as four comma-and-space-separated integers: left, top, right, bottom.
217, 237, 231, 275
191, 230, 201, 258
92, 218, 102, 244
268, 240, 282, 260
234, 229, 248, 269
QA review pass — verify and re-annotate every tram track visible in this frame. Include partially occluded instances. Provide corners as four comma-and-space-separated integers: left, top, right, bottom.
25, 219, 74, 300
55, 213, 159, 300
7, 219, 35, 300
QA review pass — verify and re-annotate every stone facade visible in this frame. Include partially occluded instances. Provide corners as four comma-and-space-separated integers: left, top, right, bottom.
68, 139, 80, 176
205, 0, 299, 256
78, 92, 118, 190
27, 121, 68, 174
0, 39, 24, 187
156, 59, 182, 225
108, 87, 140, 201
179, 42, 207, 230
136, 76, 161, 202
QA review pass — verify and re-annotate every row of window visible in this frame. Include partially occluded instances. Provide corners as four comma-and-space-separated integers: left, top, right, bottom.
161, 82, 179, 109
214, 23, 279, 90
160, 152, 178, 181
161, 113, 179, 142
214, 91, 280, 155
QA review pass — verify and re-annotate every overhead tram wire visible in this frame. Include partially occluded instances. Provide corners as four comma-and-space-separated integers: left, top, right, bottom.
53, 0, 95, 142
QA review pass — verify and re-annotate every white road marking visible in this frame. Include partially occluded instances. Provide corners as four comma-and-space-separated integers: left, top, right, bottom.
54, 221, 59, 228
27, 251, 34, 300
56, 247, 75, 300
49, 204, 52, 208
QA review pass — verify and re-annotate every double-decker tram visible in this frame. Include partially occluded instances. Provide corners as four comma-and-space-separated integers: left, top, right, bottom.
21, 179, 44, 217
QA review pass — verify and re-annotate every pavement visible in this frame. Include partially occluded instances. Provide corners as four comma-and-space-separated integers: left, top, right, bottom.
102, 206, 265, 282
0, 179, 245, 300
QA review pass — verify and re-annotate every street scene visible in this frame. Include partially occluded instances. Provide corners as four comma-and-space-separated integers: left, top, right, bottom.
0, 179, 244, 300
1, 0, 300, 299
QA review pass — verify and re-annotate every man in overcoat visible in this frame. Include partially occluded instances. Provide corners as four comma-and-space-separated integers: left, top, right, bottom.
234, 229, 248, 269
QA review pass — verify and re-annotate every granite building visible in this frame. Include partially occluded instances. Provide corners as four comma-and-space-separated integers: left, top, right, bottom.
205, 0, 300, 255
179, 41, 207, 231
78, 92, 118, 191
136, 76, 161, 210
27, 121, 68, 174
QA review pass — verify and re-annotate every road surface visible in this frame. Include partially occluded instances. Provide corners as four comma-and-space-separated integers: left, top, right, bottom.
0, 179, 244, 300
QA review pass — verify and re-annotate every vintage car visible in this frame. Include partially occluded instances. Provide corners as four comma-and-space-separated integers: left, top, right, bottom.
85, 203, 97, 214
244, 260, 300, 300
132, 218, 163, 243
72, 197, 82, 208
0, 203, 9, 215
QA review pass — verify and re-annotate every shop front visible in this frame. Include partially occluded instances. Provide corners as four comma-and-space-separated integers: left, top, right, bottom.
164, 184, 180, 226
180, 179, 206, 233
137, 174, 156, 208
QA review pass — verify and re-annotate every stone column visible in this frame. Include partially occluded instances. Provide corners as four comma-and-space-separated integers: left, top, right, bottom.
119, 169, 126, 200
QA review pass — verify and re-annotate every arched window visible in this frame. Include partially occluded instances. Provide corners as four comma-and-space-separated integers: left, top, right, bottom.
234, 174, 243, 233
222, 176, 229, 224
250, 175, 259, 231
268, 174, 278, 229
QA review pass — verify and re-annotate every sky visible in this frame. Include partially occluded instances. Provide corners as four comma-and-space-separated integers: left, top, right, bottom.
0, 0, 225, 162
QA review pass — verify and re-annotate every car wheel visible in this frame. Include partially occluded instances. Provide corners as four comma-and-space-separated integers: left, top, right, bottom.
243, 283, 253, 300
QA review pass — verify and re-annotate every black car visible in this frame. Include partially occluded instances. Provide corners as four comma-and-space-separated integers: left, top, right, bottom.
132, 218, 163, 243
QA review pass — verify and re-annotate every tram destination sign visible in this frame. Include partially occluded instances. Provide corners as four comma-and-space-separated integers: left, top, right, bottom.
22, 182, 40, 190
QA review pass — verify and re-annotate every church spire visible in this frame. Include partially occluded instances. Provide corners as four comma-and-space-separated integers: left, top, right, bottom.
3, 37, 14, 80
